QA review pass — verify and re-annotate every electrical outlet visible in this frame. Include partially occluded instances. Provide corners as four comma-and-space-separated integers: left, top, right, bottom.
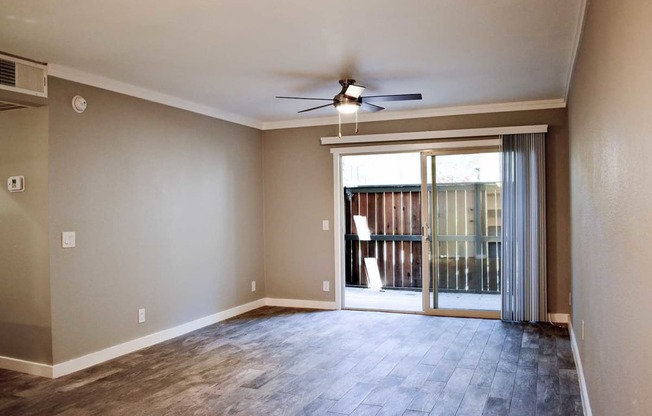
581, 319, 585, 340
323, 281, 330, 292
322, 220, 329, 231
138, 308, 146, 324
251, 281, 256, 292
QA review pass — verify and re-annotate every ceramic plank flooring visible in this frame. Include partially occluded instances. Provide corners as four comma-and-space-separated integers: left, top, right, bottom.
0, 307, 582, 416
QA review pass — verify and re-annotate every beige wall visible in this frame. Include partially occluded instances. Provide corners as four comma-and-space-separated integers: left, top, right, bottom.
47, 78, 264, 363
568, 1, 652, 414
263, 108, 571, 314
0, 107, 52, 364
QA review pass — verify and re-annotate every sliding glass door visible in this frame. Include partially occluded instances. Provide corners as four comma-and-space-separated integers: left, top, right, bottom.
338, 147, 501, 318
341, 152, 423, 312
421, 149, 502, 318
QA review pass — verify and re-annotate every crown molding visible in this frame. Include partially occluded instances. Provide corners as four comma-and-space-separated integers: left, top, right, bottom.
261, 99, 566, 130
47, 64, 263, 130
47, 64, 568, 133
564, 0, 589, 102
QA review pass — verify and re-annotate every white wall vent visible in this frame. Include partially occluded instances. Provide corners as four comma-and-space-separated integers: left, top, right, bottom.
0, 52, 48, 111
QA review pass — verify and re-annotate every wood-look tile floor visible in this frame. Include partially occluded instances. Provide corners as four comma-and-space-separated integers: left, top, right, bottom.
0, 307, 583, 416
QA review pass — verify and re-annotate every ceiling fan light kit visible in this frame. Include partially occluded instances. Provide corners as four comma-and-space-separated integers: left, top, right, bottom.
276, 79, 422, 114
276, 79, 422, 135
334, 100, 360, 114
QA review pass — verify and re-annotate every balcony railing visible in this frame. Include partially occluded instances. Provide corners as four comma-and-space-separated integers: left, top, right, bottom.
344, 183, 501, 294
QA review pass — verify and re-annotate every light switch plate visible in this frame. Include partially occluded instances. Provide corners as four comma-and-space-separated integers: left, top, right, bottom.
62, 231, 76, 248
7, 176, 25, 192
322, 220, 329, 231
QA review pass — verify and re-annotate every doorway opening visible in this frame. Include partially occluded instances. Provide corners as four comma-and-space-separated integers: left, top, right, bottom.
423, 151, 502, 314
342, 152, 422, 312
340, 147, 502, 317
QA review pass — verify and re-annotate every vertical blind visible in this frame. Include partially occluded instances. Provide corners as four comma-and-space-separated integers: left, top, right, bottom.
501, 133, 547, 322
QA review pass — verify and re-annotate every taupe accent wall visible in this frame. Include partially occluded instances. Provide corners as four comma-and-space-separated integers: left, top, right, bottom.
262, 108, 571, 314
0, 106, 52, 364
47, 78, 264, 364
568, 1, 652, 414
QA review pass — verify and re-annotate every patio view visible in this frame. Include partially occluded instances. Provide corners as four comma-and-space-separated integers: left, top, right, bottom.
342, 152, 502, 312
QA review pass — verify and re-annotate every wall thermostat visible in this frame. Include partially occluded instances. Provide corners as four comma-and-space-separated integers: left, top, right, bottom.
8, 176, 25, 192
72, 95, 87, 113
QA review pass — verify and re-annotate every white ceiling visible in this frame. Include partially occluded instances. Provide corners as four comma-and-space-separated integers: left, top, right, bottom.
0, 0, 585, 129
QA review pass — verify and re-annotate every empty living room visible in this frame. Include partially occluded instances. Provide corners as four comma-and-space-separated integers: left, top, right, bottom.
1, 1, 650, 415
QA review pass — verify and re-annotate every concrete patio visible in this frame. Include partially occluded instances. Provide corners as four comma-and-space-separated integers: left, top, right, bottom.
344, 287, 501, 312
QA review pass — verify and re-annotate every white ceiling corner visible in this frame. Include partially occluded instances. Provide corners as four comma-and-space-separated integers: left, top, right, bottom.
564, 0, 589, 102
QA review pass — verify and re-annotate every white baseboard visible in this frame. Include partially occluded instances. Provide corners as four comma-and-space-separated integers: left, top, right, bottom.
51, 298, 267, 378
264, 297, 338, 310
548, 313, 570, 324
0, 297, 339, 379
0, 355, 54, 378
0, 298, 266, 379
0, 300, 570, 380
569, 320, 593, 416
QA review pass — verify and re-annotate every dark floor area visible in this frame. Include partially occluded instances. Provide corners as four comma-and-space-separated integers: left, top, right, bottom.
0, 307, 582, 415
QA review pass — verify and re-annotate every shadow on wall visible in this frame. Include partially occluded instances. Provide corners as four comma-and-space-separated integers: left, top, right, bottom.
0, 322, 52, 363
0, 106, 52, 365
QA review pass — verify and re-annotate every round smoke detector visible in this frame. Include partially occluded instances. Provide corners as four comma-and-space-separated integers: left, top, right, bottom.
72, 95, 87, 113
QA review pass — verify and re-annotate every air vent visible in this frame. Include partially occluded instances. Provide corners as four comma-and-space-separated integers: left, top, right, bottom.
0, 53, 47, 97
0, 58, 16, 87
0, 52, 47, 108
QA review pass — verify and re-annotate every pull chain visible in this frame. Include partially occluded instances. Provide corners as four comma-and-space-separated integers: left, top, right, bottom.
338, 111, 342, 138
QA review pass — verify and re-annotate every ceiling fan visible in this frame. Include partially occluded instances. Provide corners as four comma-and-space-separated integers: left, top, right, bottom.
276, 79, 422, 114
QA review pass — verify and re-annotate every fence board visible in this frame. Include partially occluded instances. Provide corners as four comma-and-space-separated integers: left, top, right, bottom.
392, 193, 400, 235
411, 192, 420, 234
359, 193, 369, 286
344, 184, 500, 293
402, 192, 410, 236
394, 239, 403, 287
375, 193, 384, 234
367, 193, 376, 234
344, 195, 352, 284
412, 240, 422, 288
351, 194, 360, 284
384, 192, 393, 235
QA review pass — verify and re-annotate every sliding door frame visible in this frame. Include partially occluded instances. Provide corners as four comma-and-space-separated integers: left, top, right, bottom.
421, 147, 501, 319
331, 139, 501, 314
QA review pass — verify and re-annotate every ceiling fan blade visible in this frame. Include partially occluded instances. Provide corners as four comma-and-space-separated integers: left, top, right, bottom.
276, 96, 333, 101
298, 103, 335, 113
361, 102, 384, 112
361, 93, 423, 102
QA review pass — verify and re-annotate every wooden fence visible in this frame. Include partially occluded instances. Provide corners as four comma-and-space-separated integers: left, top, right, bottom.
344, 183, 501, 293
